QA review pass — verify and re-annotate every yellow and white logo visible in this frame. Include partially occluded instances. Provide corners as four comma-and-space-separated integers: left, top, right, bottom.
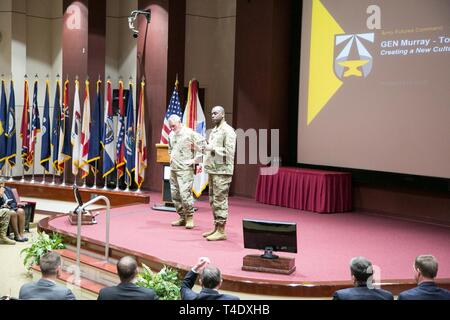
307, 0, 374, 125
334, 33, 374, 79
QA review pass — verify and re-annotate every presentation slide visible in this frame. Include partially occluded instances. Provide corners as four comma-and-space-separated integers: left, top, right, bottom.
298, 0, 450, 178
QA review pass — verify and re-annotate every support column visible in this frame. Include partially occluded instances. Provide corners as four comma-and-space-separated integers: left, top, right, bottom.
137, 0, 185, 192
62, 0, 106, 184
232, 0, 296, 197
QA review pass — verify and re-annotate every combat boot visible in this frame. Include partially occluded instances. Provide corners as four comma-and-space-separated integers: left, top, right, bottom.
171, 216, 186, 227
206, 222, 227, 241
185, 215, 194, 229
202, 224, 217, 238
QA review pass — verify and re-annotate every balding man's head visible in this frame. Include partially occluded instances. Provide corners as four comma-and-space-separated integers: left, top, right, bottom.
117, 256, 138, 283
200, 265, 222, 289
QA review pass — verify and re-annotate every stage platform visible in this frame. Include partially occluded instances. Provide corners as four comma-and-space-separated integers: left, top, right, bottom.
38, 192, 450, 297
5, 180, 150, 207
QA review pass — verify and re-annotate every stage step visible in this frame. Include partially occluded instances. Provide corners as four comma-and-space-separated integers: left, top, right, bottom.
57, 249, 120, 289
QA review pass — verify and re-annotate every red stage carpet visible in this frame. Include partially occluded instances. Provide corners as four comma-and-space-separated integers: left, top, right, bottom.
48, 193, 450, 283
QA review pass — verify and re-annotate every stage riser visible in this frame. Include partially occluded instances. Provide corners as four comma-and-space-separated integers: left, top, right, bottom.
6, 181, 150, 207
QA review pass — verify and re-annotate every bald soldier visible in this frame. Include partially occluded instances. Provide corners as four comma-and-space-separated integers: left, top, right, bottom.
168, 115, 203, 229
203, 106, 237, 241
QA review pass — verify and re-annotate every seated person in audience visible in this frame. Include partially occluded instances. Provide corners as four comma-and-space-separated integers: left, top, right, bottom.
19, 251, 76, 300
0, 207, 15, 245
333, 256, 393, 300
181, 257, 240, 300
97, 256, 159, 300
398, 255, 450, 300
0, 178, 28, 242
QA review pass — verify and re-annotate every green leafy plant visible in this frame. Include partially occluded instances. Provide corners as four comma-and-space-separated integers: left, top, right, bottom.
136, 264, 181, 300
20, 232, 66, 270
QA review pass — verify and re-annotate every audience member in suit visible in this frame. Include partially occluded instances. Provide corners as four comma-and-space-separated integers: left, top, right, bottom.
398, 255, 450, 300
0, 178, 27, 242
181, 257, 240, 300
19, 251, 76, 300
332, 256, 394, 300
97, 256, 158, 300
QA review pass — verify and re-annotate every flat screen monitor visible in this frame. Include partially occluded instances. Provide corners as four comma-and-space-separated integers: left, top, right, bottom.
242, 219, 297, 259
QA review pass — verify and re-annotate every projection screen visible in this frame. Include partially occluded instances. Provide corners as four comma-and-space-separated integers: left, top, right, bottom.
298, 0, 450, 178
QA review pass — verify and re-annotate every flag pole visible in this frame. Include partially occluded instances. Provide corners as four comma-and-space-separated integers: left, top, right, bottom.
92, 161, 99, 189
103, 172, 108, 190
41, 168, 46, 184
61, 166, 66, 186
115, 167, 120, 191
30, 74, 38, 184
125, 177, 130, 192
21, 158, 25, 182
51, 168, 56, 185
31, 159, 35, 183
8, 164, 13, 181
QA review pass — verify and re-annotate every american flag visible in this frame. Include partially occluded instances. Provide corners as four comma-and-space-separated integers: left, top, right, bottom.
160, 80, 183, 144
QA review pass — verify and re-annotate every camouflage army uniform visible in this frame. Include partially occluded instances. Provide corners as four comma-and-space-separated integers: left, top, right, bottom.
168, 126, 203, 226
204, 120, 236, 231
0, 208, 13, 244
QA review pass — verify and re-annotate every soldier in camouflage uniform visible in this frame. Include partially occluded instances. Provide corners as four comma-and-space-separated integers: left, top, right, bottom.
203, 106, 236, 241
168, 115, 203, 229
0, 208, 14, 245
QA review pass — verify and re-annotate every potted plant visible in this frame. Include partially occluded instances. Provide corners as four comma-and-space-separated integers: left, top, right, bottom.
20, 232, 66, 271
136, 264, 181, 300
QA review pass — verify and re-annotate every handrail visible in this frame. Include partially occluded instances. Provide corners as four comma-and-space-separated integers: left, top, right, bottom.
75, 195, 111, 283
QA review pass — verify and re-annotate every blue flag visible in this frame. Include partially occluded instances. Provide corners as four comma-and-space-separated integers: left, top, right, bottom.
116, 81, 125, 178
125, 83, 135, 187
51, 80, 60, 172
57, 80, 71, 172
0, 80, 7, 170
5, 80, 16, 168
40, 80, 51, 172
87, 80, 102, 172
102, 80, 115, 178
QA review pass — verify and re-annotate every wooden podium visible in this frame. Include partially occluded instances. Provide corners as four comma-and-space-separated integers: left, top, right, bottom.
156, 143, 170, 163
242, 255, 296, 275
152, 144, 176, 212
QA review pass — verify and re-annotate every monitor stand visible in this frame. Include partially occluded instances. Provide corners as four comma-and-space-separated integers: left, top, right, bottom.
260, 246, 279, 259
242, 250, 296, 275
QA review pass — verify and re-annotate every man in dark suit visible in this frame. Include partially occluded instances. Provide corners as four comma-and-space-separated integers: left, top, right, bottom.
181, 257, 240, 300
398, 255, 450, 300
19, 251, 76, 300
0, 178, 27, 242
97, 256, 158, 300
332, 256, 393, 300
